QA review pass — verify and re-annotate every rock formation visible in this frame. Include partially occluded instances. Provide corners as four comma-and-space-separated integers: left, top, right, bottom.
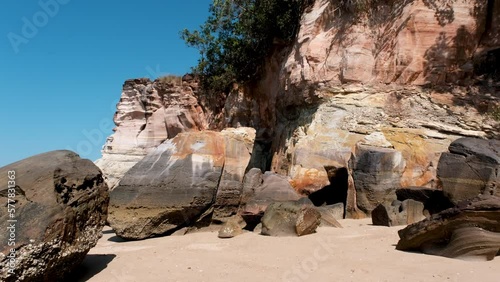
96, 77, 207, 189
261, 201, 322, 236
98, 0, 499, 235
437, 137, 500, 204
397, 196, 500, 260
0, 151, 109, 282
108, 130, 228, 240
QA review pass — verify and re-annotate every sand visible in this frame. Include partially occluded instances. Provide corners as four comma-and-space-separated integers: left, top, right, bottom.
69, 219, 500, 282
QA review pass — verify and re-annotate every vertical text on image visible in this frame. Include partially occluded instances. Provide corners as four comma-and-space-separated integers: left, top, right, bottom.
6, 170, 17, 275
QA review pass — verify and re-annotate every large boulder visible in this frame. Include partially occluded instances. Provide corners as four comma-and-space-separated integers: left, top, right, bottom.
0, 151, 109, 282
240, 170, 301, 222
397, 196, 500, 260
437, 138, 500, 204
212, 128, 256, 221
351, 144, 406, 215
108, 131, 226, 240
261, 202, 321, 237
108, 128, 256, 239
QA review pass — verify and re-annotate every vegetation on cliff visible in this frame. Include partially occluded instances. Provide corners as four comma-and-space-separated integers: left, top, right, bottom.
180, 0, 313, 94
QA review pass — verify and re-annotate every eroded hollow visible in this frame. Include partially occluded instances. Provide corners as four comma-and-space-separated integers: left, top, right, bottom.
308, 166, 349, 218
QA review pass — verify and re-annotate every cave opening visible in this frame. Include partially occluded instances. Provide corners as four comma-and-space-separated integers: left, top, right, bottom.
308, 166, 349, 218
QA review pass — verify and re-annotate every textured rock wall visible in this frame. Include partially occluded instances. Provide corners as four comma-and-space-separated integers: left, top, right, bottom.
98, 0, 499, 219
96, 77, 207, 188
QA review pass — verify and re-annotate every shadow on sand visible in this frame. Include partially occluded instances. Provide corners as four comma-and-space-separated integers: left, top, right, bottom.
64, 254, 116, 282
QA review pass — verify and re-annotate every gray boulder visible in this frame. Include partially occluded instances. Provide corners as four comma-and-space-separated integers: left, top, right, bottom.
437, 138, 499, 204
351, 144, 406, 215
261, 202, 321, 236
240, 171, 301, 223
108, 132, 225, 240
0, 151, 109, 282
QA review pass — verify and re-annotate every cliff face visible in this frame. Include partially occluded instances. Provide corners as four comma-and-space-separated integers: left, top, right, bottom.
97, 0, 499, 216
96, 77, 207, 188
218, 0, 499, 215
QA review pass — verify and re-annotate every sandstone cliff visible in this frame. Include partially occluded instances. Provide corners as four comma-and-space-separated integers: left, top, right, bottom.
97, 0, 499, 217
96, 77, 207, 188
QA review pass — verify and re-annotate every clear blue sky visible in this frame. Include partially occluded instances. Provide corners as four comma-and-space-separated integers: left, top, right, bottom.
0, 0, 211, 167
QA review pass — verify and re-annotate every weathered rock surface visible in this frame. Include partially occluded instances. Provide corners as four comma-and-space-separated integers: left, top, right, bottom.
261, 202, 321, 237
96, 78, 207, 189
218, 215, 246, 238
0, 151, 109, 282
351, 143, 406, 215
372, 199, 425, 227
241, 171, 301, 220
108, 131, 225, 240
437, 137, 500, 204
212, 128, 256, 221
285, 0, 498, 86
108, 128, 255, 239
397, 196, 500, 260
396, 187, 455, 216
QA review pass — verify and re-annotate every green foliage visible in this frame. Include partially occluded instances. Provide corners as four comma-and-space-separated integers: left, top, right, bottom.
181, 0, 312, 93
490, 106, 500, 121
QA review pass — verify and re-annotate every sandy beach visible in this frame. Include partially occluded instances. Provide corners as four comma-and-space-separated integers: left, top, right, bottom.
68, 219, 500, 282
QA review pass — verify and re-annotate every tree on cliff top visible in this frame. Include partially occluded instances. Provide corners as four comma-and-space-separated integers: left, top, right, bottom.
180, 0, 312, 94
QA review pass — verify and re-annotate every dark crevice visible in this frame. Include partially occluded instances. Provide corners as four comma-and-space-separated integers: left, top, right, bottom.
308, 167, 349, 218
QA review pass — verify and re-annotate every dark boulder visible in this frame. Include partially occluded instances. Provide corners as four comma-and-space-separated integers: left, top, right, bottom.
0, 151, 109, 282
397, 195, 500, 260
437, 137, 499, 204
108, 132, 225, 240
351, 144, 406, 215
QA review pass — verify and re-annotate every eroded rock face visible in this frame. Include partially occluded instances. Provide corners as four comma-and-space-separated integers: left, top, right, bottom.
397, 196, 500, 260
108, 128, 256, 240
351, 144, 406, 215
108, 131, 225, 240
285, 0, 495, 86
96, 78, 207, 189
212, 128, 256, 221
437, 137, 500, 204
241, 171, 301, 220
0, 151, 109, 282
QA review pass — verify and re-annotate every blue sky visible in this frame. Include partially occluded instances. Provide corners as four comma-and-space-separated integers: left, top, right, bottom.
0, 0, 211, 166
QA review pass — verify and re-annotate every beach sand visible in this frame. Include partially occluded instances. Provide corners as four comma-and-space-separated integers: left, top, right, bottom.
68, 219, 500, 282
